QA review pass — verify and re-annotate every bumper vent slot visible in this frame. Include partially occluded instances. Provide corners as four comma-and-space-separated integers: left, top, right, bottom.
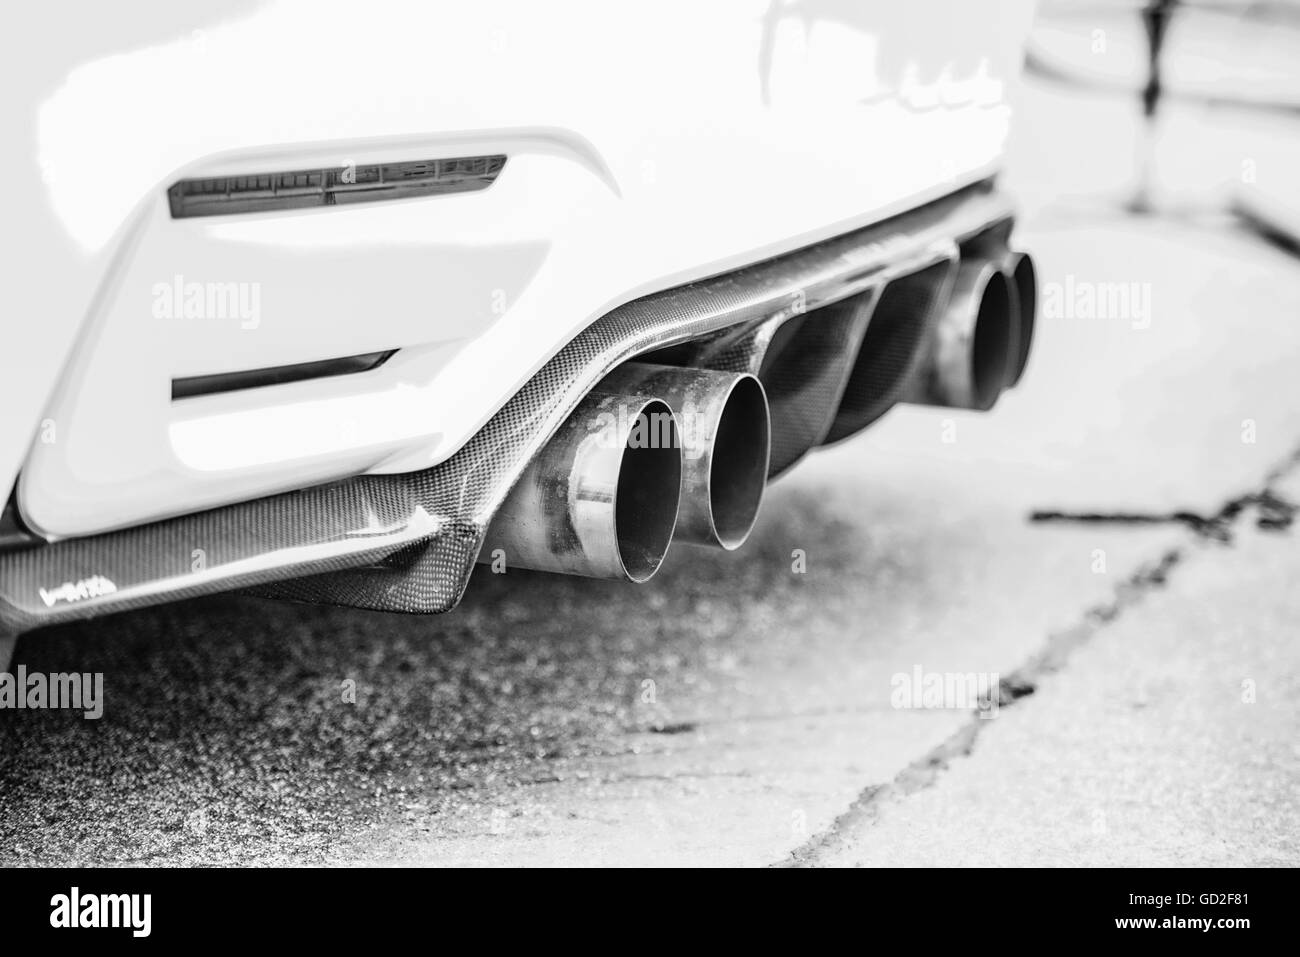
172, 350, 396, 400
168, 155, 506, 219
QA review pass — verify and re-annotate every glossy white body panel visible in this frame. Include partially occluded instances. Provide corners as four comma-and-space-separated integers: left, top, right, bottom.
5, 0, 1035, 539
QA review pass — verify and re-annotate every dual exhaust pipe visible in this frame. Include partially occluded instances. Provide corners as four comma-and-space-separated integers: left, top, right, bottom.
903, 249, 1037, 411
481, 364, 771, 582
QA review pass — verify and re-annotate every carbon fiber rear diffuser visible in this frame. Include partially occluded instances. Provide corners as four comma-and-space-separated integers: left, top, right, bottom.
0, 182, 1015, 630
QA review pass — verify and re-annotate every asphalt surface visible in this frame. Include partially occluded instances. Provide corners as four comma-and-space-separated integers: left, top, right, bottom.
3, 73, 1300, 866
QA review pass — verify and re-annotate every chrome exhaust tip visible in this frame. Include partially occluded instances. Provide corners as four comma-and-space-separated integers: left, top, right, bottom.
481, 393, 682, 582
601, 364, 771, 550
701, 374, 770, 549
904, 260, 1014, 412
1003, 251, 1037, 388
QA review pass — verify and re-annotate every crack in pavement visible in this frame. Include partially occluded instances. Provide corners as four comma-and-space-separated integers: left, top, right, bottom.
778, 443, 1300, 867
778, 549, 1182, 866
1030, 489, 1297, 541
1029, 446, 1300, 542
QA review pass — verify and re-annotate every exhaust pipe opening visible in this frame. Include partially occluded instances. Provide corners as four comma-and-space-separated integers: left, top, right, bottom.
904, 260, 1013, 412
970, 267, 1014, 411
706, 375, 770, 549
614, 413, 683, 581
599, 363, 771, 551
481, 393, 681, 582
1005, 252, 1037, 388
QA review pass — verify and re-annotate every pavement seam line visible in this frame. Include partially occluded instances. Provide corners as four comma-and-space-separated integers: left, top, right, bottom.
1029, 445, 1300, 541
776, 442, 1300, 867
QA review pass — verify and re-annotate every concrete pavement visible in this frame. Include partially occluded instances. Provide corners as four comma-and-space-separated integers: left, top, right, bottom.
806, 518, 1300, 867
